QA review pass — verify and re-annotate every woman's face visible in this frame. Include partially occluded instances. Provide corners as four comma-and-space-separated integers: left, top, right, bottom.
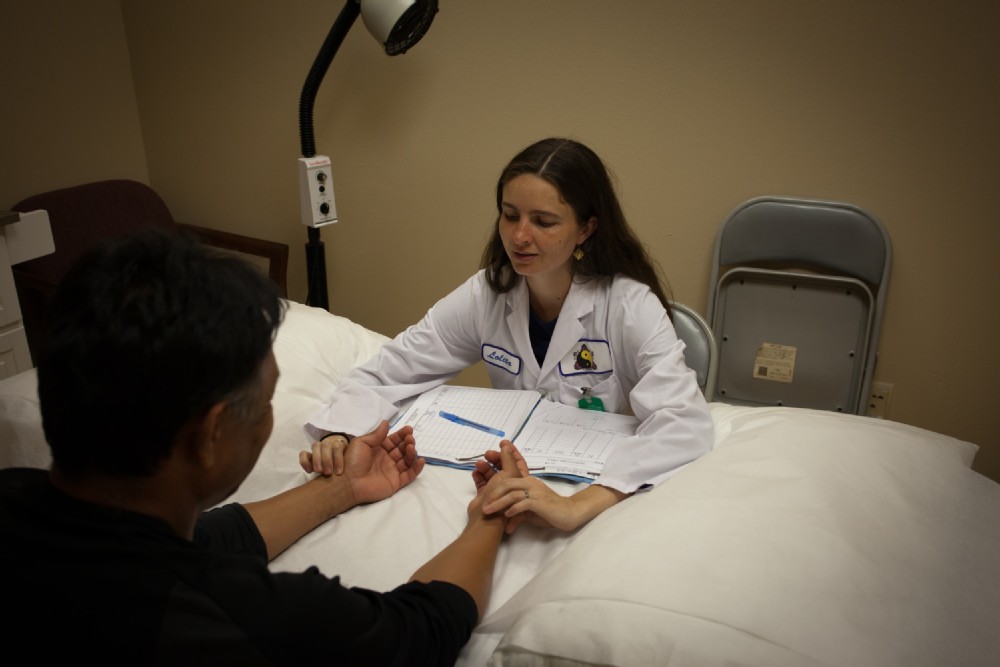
498, 174, 595, 281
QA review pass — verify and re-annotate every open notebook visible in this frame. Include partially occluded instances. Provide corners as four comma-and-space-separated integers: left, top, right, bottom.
390, 384, 639, 483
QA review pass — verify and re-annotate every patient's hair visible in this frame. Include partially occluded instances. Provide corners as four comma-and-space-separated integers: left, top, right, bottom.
480, 137, 672, 313
37, 229, 285, 477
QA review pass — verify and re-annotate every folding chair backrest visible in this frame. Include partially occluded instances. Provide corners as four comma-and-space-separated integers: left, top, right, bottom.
671, 301, 717, 400
707, 196, 891, 415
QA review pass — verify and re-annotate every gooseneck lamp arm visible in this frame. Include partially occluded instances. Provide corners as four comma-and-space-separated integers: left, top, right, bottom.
297, 0, 439, 311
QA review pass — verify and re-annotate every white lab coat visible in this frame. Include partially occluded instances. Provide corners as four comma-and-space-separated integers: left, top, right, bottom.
306, 270, 714, 493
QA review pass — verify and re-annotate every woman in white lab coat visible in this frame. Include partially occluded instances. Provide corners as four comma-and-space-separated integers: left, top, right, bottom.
303, 138, 713, 532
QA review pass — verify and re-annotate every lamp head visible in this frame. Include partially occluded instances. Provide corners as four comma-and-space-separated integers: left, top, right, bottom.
359, 0, 438, 55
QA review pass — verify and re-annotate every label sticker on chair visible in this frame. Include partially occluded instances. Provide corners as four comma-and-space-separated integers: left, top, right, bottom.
753, 343, 796, 383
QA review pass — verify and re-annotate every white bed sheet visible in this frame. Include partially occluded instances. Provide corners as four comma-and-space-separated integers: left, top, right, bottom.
3, 300, 999, 667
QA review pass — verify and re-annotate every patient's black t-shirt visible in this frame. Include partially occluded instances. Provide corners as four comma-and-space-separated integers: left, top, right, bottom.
0, 468, 475, 666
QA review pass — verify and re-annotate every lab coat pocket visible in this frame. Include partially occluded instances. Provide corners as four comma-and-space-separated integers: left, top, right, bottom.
558, 375, 625, 414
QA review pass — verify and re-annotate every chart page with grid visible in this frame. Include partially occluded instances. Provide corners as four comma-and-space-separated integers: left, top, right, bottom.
392, 384, 542, 465
514, 400, 639, 481
392, 385, 639, 481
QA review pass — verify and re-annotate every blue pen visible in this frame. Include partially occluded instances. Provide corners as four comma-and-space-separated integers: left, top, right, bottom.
438, 411, 505, 437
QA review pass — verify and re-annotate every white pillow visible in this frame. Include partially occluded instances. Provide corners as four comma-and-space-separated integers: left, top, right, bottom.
486, 405, 999, 666
271, 300, 389, 408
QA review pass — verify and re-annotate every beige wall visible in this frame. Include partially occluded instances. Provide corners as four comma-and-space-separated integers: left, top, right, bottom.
3, 1, 998, 482
1, 1, 149, 203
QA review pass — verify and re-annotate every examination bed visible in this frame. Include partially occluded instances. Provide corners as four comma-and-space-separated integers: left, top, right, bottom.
2, 300, 998, 666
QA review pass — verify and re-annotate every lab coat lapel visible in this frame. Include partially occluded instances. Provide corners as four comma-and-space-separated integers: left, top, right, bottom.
505, 280, 538, 378
539, 279, 594, 379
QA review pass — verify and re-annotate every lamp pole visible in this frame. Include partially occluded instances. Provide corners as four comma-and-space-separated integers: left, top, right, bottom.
298, 1, 361, 310
296, 0, 438, 311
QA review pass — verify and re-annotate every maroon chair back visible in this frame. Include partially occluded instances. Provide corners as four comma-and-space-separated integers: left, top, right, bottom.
11, 179, 178, 360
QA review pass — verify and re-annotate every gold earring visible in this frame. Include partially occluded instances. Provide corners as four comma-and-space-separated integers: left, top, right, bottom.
573, 247, 585, 261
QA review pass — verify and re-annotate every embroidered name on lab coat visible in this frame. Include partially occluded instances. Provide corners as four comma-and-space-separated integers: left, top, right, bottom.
482, 344, 521, 375
559, 339, 613, 376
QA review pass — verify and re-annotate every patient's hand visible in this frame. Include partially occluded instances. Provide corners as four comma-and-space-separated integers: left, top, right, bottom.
469, 440, 523, 522
472, 440, 531, 492
341, 422, 424, 505
471, 440, 537, 532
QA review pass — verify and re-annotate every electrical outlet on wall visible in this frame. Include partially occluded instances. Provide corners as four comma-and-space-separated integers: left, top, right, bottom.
867, 381, 894, 419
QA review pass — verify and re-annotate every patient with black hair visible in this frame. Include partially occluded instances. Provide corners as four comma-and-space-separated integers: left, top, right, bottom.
0, 228, 521, 665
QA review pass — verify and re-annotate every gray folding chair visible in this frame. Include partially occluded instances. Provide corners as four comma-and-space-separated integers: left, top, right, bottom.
671, 301, 717, 401
706, 196, 891, 415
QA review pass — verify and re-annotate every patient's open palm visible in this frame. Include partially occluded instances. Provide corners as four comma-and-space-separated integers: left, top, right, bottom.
343, 423, 424, 504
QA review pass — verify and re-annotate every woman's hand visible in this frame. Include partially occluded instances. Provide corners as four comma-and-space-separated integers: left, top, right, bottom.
471, 439, 531, 491
473, 440, 580, 533
474, 440, 629, 533
467, 440, 524, 525
300, 432, 352, 476
481, 472, 581, 533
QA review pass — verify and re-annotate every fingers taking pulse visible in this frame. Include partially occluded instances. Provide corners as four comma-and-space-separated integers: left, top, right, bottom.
301, 432, 350, 476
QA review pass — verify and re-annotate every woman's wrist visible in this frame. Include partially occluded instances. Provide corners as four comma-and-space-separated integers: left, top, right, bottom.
319, 432, 351, 445
568, 484, 629, 528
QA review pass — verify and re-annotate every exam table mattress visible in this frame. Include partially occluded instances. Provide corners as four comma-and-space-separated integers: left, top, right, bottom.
2, 300, 999, 666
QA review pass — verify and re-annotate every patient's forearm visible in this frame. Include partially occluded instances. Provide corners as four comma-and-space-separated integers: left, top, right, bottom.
243, 475, 354, 560
409, 514, 506, 620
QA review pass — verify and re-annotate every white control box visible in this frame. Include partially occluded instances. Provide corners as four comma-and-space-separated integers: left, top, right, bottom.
298, 155, 338, 227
